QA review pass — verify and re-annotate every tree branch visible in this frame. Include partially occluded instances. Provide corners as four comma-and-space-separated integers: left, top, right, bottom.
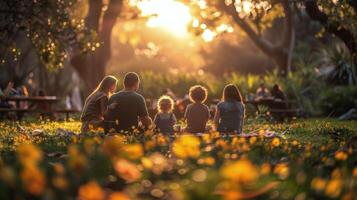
305, 1, 356, 55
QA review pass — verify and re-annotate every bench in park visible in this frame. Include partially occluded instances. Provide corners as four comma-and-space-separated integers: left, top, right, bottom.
0, 96, 79, 120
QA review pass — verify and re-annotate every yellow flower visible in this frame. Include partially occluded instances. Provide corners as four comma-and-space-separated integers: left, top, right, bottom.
108, 192, 130, 200
274, 163, 290, 180
17, 143, 43, 166
325, 179, 342, 198
21, 165, 46, 196
172, 135, 200, 159
114, 159, 141, 183
249, 136, 257, 144
141, 157, 153, 169
123, 144, 144, 160
220, 158, 259, 184
311, 177, 326, 191
78, 181, 104, 200
271, 138, 280, 148
291, 140, 299, 147
335, 151, 348, 161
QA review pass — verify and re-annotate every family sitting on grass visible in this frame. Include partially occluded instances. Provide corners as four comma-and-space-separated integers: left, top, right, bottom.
81, 72, 245, 135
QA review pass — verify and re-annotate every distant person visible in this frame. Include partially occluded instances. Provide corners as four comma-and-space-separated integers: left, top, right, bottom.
0, 83, 13, 108
81, 76, 118, 132
214, 84, 245, 134
106, 72, 152, 133
271, 84, 286, 101
271, 84, 288, 110
16, 85, 29, 109
184, 85, 210, 133
255, 83, 270, 99
153, 95, 177, 134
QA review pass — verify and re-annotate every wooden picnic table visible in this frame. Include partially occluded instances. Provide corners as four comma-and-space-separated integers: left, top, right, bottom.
245, 98, 300, 121
1, 96, 78, 120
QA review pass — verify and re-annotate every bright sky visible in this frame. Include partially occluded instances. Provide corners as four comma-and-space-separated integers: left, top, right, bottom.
135, 0, 192, 37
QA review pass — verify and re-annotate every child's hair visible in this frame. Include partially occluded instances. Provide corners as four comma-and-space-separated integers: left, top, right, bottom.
222, 84, 243, 103
189, 85, 208, 103
157, 95, 174, 112
89, 75, 118, 99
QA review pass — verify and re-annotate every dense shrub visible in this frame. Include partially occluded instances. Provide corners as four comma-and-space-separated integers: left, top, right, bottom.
320, 86, 357, 116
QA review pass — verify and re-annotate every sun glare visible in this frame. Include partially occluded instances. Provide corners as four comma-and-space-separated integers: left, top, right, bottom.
135, 0, 192, 36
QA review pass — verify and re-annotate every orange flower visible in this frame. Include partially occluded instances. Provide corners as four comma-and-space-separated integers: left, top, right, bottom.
114, 159, 141, 183
335, 151, 348, 161
325, 179, 342, 198
311, 177, 326, 191
108, 192, 130, 200
78, 181, 104, 200
21, 165, 46, 196
274, 163, 290, 180
102, 135, 126, 158
271, 138, 280, 148
17, 143, 43, 166
122, 144, 144, 160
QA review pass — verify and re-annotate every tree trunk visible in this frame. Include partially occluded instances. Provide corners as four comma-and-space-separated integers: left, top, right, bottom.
70, 0, 123, 94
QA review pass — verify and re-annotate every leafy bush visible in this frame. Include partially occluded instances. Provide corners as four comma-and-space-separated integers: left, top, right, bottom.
320, 86, 357, 117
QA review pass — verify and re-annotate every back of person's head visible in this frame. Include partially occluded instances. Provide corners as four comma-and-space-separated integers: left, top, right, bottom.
223, 84, 243, 103
124, 72, 140, 88
98, 75, 118, 93
272, 84, 280, 91
157, 95, 174, 113
37, 89, 46, 96
189, 85, 208, 103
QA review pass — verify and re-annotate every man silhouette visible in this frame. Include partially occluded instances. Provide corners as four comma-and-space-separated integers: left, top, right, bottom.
106, 72, 152, 133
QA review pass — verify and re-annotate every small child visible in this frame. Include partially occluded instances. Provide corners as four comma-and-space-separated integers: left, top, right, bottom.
153, 95, 177, 134
184, 85, 210, 133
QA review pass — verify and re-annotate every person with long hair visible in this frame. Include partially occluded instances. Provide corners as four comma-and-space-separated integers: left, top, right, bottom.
81, 75, 118, 132
214, 84, 245, 134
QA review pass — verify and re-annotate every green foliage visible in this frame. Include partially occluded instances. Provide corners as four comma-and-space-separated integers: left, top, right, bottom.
0, 0, 95, 69
320, 86, 357, 116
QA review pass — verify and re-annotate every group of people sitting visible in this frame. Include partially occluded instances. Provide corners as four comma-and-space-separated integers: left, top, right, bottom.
81, 72, 245, 135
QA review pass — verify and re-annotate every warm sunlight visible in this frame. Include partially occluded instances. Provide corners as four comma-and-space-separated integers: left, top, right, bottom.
135, 0, 192, 36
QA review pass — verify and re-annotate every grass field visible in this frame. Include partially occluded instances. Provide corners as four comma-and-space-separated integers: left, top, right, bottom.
0, 119, 356, 199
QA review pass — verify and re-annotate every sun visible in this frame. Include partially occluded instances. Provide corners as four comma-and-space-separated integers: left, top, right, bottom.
135, 0, 192, 36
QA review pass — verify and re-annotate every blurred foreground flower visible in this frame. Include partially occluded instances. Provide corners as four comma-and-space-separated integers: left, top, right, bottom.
108, 192, 130, 200
335, 150, 348, 160
114, 159, 141, 183
21, 165, 46, 196
78, 181, 104, 200
123, 143, 144, 160
220, 158, 259, 184
172, 135, 200, 159
274, 163, 290, 180
102, 135, 126, 158
17, 143, 43, 166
